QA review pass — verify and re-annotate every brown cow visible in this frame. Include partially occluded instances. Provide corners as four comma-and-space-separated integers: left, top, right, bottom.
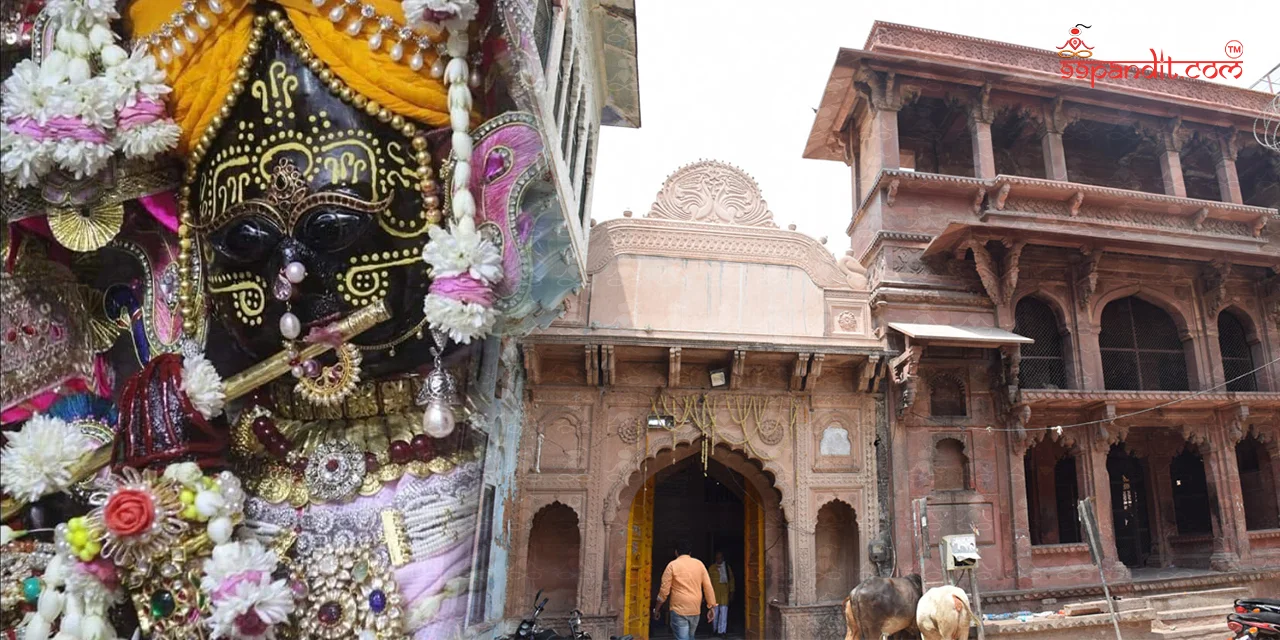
842, 574, 924, 640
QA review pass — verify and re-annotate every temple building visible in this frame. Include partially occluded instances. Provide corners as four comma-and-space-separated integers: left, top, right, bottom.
509, 160, 887, 639
499, 19, 1280, 640
803, 19, 1280, 637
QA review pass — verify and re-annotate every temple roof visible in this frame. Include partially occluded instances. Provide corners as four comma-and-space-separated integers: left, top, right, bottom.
805, 21, 1273, 161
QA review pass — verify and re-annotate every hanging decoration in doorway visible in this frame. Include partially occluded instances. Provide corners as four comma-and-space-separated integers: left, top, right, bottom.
642, 393, 804, 470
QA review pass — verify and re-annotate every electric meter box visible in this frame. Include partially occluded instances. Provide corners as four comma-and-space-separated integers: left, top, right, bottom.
942, 534, 979, 570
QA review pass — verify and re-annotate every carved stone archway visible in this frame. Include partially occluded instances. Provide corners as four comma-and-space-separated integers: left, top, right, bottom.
604, 441, 789, 639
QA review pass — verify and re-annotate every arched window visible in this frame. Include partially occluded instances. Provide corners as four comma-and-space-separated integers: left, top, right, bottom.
1219, 311, 1258, 392
1016, 297, 1069, 389
1099, 297, 1189, 391
929, 375, 967, 417
933, 439, 970, 491
526, 503, 581, 613
814, 501, 860, 602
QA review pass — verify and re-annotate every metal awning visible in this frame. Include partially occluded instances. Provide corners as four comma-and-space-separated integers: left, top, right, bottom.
888, 322, 1033, 347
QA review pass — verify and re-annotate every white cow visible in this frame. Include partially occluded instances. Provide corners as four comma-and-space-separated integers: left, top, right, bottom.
915, 585, 979, 640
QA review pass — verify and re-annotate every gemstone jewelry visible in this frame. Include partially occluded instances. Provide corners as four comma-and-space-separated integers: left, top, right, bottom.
302, 440, 367, 503
416, 330, 459, 438
291, 545, 405, 640
393, 461, 480, 560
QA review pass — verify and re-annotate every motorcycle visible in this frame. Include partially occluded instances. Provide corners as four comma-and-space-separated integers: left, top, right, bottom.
1228, 598, 1280, 639
498, 589, 635, 640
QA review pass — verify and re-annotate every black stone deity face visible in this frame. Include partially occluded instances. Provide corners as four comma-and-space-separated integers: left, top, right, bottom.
193, 25, 439, 378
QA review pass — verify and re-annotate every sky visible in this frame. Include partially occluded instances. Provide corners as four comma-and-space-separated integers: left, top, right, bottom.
589, 0, 1280, 257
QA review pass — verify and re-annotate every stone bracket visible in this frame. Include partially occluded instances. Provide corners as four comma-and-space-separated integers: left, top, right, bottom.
1190, 207, 1210, 230
730, 349, 747, 390
956, 235, 1025, 308
585, 344, 599, 386
1074, 247, 1103, 312
971, 187, 987, 215
523, 344, 542, 386
1000, 343, 1022, 406
885, 178, 901, 207
600, 344, 616, 387
1221, 404, 1250, 443
791, 353, 811, 391
805, 353, 825, 391
668, 347, 681, 388
1092, 402, 1123, 450
1202, 259, 1232, 315
859, 355, 882, 393
1069, 191, 1084, 217
993, 183, 1011, 211
890, 343, 923, 415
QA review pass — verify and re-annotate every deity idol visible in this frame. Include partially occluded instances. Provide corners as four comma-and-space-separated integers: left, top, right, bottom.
0, 0, 540, 637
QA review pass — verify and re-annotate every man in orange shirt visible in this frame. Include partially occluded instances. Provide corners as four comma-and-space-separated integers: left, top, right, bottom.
653, 540, 717, 640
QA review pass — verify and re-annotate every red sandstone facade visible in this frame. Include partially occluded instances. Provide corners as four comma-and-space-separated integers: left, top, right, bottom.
504, 21, 1280, 640
806, 22, 1280, 602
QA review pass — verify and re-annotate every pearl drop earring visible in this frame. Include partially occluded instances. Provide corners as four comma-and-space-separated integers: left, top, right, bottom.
417, 329, 459, 438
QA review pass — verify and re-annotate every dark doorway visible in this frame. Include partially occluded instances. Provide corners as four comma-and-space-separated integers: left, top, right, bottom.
1170, 448, 1213, 535
1108, 445, 1153, 567
1237, 436, 1280, 530
650, 458, 746, 639
1025, 439, 1082, 545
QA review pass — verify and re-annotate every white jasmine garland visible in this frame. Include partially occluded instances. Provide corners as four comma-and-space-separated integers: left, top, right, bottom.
0, 2, 177, 188
201, 541, 294, 640
420, 224, 502, 284
52, 138, 114, 178
0, 121, 55, 188
181, 352, 227, 419
0, 414, 94, 502
44, 0, 118, 30
423, 294, 497, 344
116, 120, 180, 159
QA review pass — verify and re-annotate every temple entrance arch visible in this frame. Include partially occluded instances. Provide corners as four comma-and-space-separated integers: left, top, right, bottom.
614, 442, 786, 640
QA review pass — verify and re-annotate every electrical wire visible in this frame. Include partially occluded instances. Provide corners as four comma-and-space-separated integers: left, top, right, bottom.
909, 353, 1280, 433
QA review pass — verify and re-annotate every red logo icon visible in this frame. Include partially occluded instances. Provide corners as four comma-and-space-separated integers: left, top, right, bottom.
1057, 24, 1094, 58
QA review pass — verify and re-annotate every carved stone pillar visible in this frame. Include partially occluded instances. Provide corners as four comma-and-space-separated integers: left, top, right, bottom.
1076, 324, 1106, 391
968, 94, 997, 180
1042, 131, 1069, 181
862, 71, 903, 173
1009, 437, 1036, 589
873, 108, 901, 171
1206, 420, 1248, 569
1215, 130, 1244, 204
1149, 451, 1176, 567
1084, 430, 1129, 580
1040, 98, 1070, 181
1155, 127, 1187, 197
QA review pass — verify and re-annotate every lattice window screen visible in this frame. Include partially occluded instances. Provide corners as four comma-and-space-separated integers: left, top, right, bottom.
1099, 297, 1189, 391
1218, 311, 1258, 392
1016, 297, 1069, 389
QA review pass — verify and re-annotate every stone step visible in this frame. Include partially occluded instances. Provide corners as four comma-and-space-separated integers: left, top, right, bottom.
1154, 604, 1235, 632
1150, 620, 1235, 640
1146, 587, 1252, 612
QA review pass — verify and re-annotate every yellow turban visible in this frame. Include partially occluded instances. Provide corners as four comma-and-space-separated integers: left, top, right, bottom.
127, 0, 451, 154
